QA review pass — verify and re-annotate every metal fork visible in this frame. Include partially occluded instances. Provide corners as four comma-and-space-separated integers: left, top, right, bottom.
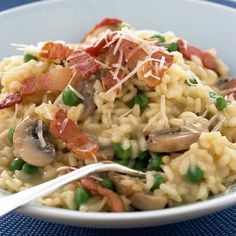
0, 162, 145, 217
201, 110, 225, 132
0, 112, 226, 217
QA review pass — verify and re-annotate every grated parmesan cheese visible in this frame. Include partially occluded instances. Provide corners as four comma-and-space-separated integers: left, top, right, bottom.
0, 129, 10, 139
53, 71, 77, 106
111, 63, 129, 74
60, 118, 69, 134
112, 50, 123, 83
37, 120, 47, 148
144, 70, 152, 78
160, 95, 170, 129
43, 106, 53, 120
159, 56, 166, 70
68, 85, 84, 100
106, 58, 162, 94
95, 59, 111, 69
119, 109, 133, 118
113, 34, 124, 55
11, 104, 19, 126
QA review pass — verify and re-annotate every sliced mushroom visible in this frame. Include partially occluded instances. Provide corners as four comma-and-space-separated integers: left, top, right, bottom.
148, 128, 200, 153
221, 78, 236, 100
78, 79, 96, 121
13, 118, 56, 167
131, 192, 167, 210
96, 145, 114, 161
108, 172, 145, 196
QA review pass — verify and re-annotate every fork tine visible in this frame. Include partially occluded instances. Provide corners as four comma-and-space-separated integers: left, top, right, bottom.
211, 117, 225, 132
201, 110, 208, 118
208, 114, 218, 127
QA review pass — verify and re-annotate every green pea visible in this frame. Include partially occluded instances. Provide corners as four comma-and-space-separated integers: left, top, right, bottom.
185, 78, 198, 86
186, 166, 204, 183
74, 187, 90, 207
134, 93, 149, 109
167, 42, 179, 52
62, 88, 81, 106
8, 128, 15, 145
215, 96, 227, 111
151, 175, 164, 191
116, 24, 129, 31
100, 179, 114, 190
133, 159, 147, 170
114, 159, 129, 166
150, 153, 164, 171
138, 150, 151, 161
133, 151, 151, 170
22, 164, 38, 175
23, 53, 38, 63
114, 143, 132, 160
152, 34, 165, 43
9, 158, 25, 171
209, 91, 217, 99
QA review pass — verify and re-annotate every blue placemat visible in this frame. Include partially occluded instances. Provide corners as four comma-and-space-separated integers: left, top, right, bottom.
0, 0, 236, 235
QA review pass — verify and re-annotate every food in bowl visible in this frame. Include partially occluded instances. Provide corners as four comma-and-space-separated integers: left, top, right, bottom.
0, 18, 236, 212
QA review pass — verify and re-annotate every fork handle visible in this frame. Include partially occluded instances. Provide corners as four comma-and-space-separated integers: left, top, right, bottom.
0, 163, 144, 216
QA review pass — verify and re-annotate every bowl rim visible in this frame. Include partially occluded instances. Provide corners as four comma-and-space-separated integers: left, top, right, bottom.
0, 0, 236, 18
0, 0, 236, 227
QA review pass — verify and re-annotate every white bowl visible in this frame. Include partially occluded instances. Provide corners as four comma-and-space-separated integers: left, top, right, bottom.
0, 0, 236, 228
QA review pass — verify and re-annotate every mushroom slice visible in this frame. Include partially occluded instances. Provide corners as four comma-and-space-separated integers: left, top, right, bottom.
78, 79, 96, 121
13, 118, 56, 167
131, 192, 167, 210
96, 146, 114, 161
108, 172, 145, 196
148, 128, 200, 153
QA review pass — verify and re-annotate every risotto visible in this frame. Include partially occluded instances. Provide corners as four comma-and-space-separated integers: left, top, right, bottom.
0, 18, 236, 212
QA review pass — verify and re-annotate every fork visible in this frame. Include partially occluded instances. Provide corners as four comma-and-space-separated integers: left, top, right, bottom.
0, 162, 145, 217
201, 110, 225, 132
0, 112, 226, 217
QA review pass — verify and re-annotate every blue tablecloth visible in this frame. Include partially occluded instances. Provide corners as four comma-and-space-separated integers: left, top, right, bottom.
0, 0, 236, 235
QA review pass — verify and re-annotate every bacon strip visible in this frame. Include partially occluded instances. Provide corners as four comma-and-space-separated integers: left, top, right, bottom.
21, 68, 73, 95
102, 70, 118, 91
40, 42, 73, 60
0, 92, 23, 109
146, 50, 174, 86
80, 177, 125, 212
177, 39, 220, 75
83, 18, 122, 43
95, 18, 122, 29
223, 78, 236, 100
50, 110, 99, 159
152, 50, 174, 68
84, 32, 116, 57
67, 49, 99, 79
119, 39, 147, 70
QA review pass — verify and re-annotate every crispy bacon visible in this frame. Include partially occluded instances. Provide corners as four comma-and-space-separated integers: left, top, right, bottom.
80, 177, 125, 212
21, 68, 73, 95
152, 50, 174, 68
138, 50, 174, 87
0, 68, 73, 109
119, 39, 147, 70
67, 49, 99, 80
177, 39, 220, 75
224, 79, 236, 90
223, 78, 236, 100
102, 70, 118, 91
84, 32, 116, 57
0, 92, 23, 109
40, 42, 73, 60
83, 18, 122, 43
95, 18, 122, 29
50, 110, 99, 159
